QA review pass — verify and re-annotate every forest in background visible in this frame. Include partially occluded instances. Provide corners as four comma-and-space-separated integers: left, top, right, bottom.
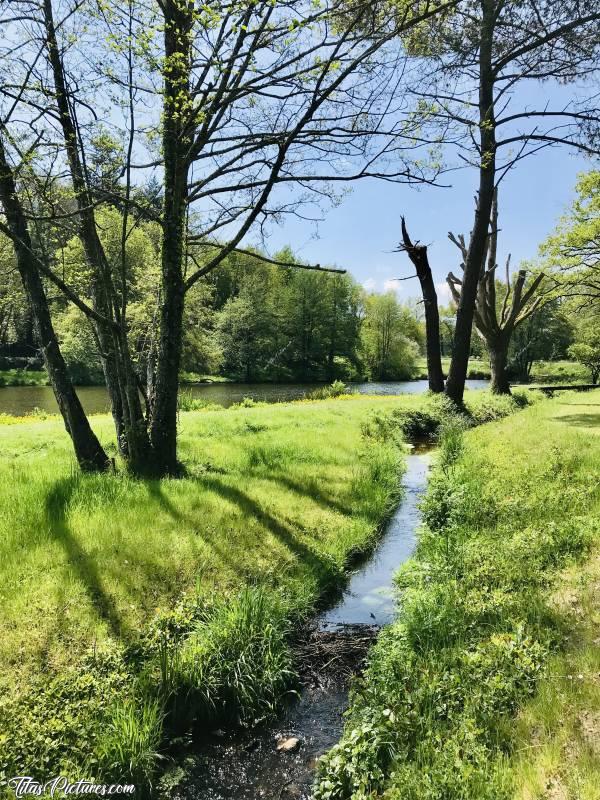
0, 192, 591, 388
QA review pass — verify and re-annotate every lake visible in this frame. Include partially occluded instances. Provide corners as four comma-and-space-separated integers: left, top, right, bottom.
0, 379, 489, 417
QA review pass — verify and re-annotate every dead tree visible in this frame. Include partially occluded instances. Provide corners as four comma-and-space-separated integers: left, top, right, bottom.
399, 217, 444, 392
447, 194, 544, 394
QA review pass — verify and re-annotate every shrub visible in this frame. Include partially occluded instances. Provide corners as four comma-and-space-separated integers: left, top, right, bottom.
308, 380, 349, 400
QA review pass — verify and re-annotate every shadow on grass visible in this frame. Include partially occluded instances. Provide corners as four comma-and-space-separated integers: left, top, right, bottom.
555, 414, 600, 429
268, 473, 353, 517
199, 476, 341, 590
45, 476, 126, 639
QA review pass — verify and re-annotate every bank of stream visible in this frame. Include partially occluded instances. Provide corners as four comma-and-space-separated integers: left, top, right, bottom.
165, 448, 431, 800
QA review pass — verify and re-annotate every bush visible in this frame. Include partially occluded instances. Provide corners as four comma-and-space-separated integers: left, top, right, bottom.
308, 380, 349, 400
177, 389, 220, 412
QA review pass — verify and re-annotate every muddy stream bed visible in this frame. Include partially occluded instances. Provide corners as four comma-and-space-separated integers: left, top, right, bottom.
166, 449, 432, 800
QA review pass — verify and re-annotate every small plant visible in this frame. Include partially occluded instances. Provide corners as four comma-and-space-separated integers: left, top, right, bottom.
308, 380, 349, 400
177, 389, 220, 412
95, 695, 164, 789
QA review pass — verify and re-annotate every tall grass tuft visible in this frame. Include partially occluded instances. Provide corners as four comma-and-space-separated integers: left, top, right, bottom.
163, 587, 295, 732
95, 696, 164, 790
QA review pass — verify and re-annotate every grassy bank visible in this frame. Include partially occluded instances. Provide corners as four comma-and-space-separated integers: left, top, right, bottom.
414, 358, 590, 385
315, 393, 600, 799
0, 369, 49, 387
0, 391, 533, 792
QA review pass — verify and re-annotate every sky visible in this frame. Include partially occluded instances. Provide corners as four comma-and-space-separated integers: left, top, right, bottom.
262, 144, 589, 304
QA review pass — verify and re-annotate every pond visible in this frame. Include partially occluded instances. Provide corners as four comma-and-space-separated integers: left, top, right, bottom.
0, 379, 488, 417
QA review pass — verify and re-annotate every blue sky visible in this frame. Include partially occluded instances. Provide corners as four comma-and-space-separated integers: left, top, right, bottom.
264, 144, 589, 303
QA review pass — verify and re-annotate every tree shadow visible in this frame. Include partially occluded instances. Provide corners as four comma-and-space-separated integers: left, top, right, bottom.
144, 479, 239, 575
199, 476, 340, 587
555, 414, 600, 429
45, 476, 125, 639
267, 473, 353, 517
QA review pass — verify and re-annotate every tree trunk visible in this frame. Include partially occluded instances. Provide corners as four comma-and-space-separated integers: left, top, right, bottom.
0, 137, 109, 472
43, 0, 151, 471
446, 0, 497, 406
488, 339, 511, 394
400, 218, 444, 392
148, 0, 193, 476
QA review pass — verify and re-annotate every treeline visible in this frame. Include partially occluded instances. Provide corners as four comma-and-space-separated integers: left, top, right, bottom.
0, 212, 425, 384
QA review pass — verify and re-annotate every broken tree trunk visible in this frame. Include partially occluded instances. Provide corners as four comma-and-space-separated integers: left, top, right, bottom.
400, 217, 445, 393
447, 193, 545, 395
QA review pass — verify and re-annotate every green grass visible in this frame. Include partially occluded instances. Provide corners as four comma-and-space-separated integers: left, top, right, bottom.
0, 368, 49, 387
0, 394, 413, 789
315, 393, 600, 800
415, 356, 491, 380
528, 359, 590, 385
0, 390, 528, 791
414, 357, 590, 385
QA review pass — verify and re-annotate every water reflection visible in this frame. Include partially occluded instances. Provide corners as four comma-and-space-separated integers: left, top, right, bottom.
0, 380, 488, 417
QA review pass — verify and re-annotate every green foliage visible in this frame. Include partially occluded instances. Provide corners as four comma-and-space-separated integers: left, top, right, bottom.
0, 369, 48, 387
360, 292, 420, 381
567, 322, 600, 383
163, 587, 294, 731
176, 389, 220, 412
95, 696, 164, 789
308, 380, 349, 399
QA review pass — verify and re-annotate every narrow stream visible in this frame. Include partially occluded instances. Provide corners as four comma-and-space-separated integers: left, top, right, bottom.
169, 450, 431, 800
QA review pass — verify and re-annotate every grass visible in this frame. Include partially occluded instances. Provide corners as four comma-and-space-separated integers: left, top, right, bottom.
0, 390, 528, 792
415, 356, 491, 380
314, 392, 600, 799
0, 394, 408, 790
414, 357, 591, 385
528, 359, 590, 385
0, 368, 49, 386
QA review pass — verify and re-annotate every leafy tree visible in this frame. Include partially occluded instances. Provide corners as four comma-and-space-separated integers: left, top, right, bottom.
542, 170, 600, 313
361, 292, 420, 380
508, 302, 573, 382
568, 323, 600, 384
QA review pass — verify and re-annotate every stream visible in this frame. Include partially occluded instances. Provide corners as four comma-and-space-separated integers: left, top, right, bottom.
168, 449, 431, 800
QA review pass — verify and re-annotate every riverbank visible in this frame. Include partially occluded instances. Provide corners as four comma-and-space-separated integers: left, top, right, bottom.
0, 391, 529, 793
315, 392, 600, 800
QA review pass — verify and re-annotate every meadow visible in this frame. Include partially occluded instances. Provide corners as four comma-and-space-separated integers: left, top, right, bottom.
0, 390, 528, 791
315, 392, 600, 800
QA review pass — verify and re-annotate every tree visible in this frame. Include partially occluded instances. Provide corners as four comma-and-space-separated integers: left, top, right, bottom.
447, 192, 545, 393
568, 324, 600, 384
361, 292, 420, 380
0, 135, 109, 471
542, 170, 600, 313
0, 0, 452, 475
508, 301, 573, 382
398, 217, 445, 392
404, 0, 600, 403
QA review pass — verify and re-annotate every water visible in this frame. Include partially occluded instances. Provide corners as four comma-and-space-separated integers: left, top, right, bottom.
0, 380, 488, 416
169, 451, 431, 800
320, 451, 430, 630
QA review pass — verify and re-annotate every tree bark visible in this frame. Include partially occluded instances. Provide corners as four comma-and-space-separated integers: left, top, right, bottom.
43, 0, 151, 472
148, 0, 193, 476
445, 0, 497, 406
400, 217, 444, 392
488, 338, 510, 394
0, 136, 109, 472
